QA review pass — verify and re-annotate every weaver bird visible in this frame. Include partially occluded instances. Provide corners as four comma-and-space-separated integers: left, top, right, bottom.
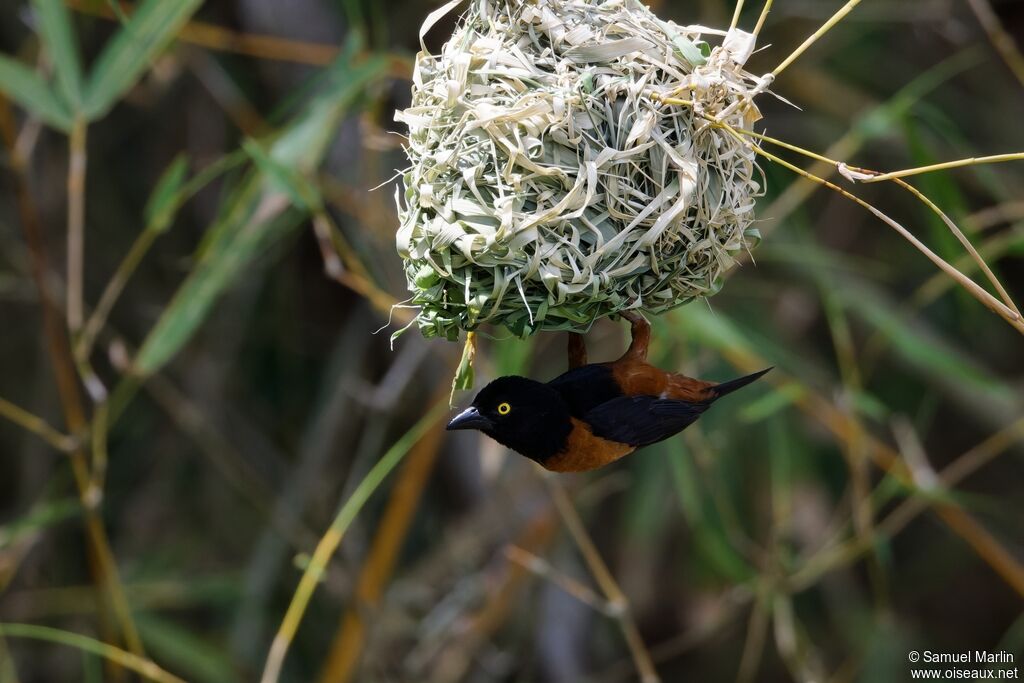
446, 312, 770, 472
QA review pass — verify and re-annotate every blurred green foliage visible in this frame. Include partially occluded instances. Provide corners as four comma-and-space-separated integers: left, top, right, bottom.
0, 1, 1022, 682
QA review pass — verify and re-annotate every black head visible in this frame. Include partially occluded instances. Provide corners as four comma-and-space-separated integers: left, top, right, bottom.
446, 376, 573, 464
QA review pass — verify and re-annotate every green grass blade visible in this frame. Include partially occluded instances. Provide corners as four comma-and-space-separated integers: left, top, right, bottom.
0, 55, 72, 130
837, 284, 1010, 397
132, 55, 388, 377
144, 154, 190, 233
668, 449, 754, 582
83, 0, 204, 120
0, 623, 187, 683
0, 637, 18, 683
132, 199, 302, 377
31, 0, 84, 110
242, 139, 322, 210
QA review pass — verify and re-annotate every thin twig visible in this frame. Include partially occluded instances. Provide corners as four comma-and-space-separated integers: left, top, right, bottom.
713, 351, 1024, 599
0, 96, 144, 658
316, 397, 449, 683
968, 201, 1024, 231
858, 153, 1024, 183
806, 416, 1024, 584
259, 396, 450, 683
66, 118, 87, 334
544, 476, 661, 683
76, 228, 160, 362
736, 587, 770, 683
504, 545, 617, 616
890, 177, 1020, 316
704, 122, 1021, 317
312, 211, 415, 324
0, 395, 77, 452
77, 151, 247, 363
87, 401, 109, 509
820, 290, 888, 607
772, 0, 864, 76
70, 0, 339, 65
711, 119, 1024, 334
964, 0, 1024, 87
186, 50, 269, 136
143, 372, 313, 546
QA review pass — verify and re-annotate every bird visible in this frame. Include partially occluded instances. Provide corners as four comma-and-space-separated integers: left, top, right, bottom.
446, 312, 771, 472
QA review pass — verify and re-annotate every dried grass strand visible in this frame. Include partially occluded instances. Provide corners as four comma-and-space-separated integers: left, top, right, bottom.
771, 0, 864, 76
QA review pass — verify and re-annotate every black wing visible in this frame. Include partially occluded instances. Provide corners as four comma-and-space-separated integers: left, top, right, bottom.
584, 395, 708, 447
547, 363, 623, 418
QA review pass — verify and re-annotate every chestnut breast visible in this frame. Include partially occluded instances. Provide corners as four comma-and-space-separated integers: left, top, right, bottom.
541, 418, 634, 472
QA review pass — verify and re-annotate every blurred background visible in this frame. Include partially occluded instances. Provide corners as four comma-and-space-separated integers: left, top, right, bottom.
1, 0, 1023, 681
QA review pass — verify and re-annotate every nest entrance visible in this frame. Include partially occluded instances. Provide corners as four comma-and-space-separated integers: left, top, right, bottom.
397, 0, 766, 339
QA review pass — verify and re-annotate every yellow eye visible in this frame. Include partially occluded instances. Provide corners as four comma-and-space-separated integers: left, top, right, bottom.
497, 402, 511, 415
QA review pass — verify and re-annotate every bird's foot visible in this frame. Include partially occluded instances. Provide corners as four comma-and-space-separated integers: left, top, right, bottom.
568, 332, 588, 369
620, 309, 646, 325
620, 309, 650, 361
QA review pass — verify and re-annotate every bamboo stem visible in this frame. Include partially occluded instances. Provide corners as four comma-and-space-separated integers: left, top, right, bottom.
0, 96, 144, 659
66, 118, 87, 334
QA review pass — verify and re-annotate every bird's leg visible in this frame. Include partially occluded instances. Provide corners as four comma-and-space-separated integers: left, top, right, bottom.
621, 310, 650, 361
568, 333, 588, 369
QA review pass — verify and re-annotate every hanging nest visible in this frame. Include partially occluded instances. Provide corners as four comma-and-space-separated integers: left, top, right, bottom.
396, 0, 767, 340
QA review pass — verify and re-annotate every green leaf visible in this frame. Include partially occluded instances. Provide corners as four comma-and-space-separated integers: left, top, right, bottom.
132, 54, 388, 376
657, 19, 707, 67
144, 154, 190, 233
242, 139, 322, 211
133, 196, 302, 377
84, 0, 204, 120
0, 55, 72, 130
32, 0, 84, 110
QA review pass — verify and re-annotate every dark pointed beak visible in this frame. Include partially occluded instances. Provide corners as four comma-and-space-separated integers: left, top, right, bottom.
446, 406, 493, 432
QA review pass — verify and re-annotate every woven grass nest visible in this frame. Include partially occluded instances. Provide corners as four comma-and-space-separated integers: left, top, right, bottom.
396, 0, 767, 340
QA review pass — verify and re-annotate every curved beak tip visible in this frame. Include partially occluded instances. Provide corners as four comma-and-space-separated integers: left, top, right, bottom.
446, 406, 491, 431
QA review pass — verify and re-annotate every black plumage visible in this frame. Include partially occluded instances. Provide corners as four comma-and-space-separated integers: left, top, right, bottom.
447, 313, 771, 472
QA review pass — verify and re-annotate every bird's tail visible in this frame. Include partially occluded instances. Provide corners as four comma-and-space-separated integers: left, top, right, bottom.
710, 367, 772, 399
